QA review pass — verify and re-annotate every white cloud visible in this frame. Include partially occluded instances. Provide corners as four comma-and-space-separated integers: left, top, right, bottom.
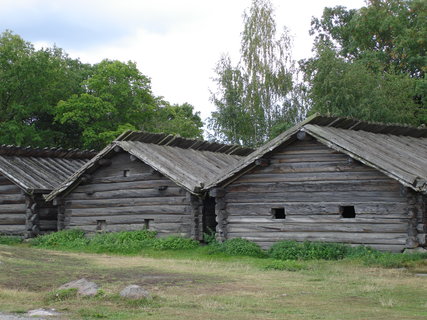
1, 0, 365, 122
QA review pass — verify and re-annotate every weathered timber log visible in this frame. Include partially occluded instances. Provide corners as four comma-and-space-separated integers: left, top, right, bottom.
405, 190, 419, 248
97, 159, 112, 166
57, 204, 66, 231
0, 214, 26, 224
228, 215, 408, 224
209, 188, 225, 198
417, 233, 426, 246
227, 222, 407, 233
214, 190, 227, 242
189, 193, 202, 240
296, 131, 313, 141
70, 223, 191, 235
255, 158, 270, 167
79, 174, 92, 184
0, 194, 26, 204
70, 215, 191, 226
253, 241, 404, 252
226, 202, 409, 215
227, 232, 407, 245
256, 162, 380, 174
39, 220, 58, 231
0, 184, 21, 194
74, 180, 176, 193
66, 205, 188, 217
66, 196, 187, 209
224, 191, 406, 203
0, 224, 26, 234
0, 203, 27, 213
67, 187, 185, 201
236, 171, 389, 184
226, 180, 400, 193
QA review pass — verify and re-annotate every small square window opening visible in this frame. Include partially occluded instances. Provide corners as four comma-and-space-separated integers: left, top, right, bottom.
340, 206, 356, 218
96, 220, 107, 232
272, 207, 286, 219
123, 169, 130, 177
144, 219, 153, 230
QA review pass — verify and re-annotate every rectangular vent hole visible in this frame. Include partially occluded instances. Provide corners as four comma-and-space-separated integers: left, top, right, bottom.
272, 208, 286, 219
340, 206, 356, 218
96, 220, 106, 232
144, 219, 153, 230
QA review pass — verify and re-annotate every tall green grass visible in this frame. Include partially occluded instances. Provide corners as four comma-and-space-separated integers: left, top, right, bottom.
0, 235, 22, 245
28, 230, 427, 268
31, 229, 198, 254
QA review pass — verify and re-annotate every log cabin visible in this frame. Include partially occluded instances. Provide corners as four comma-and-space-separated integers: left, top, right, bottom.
0, 145, 95, 237
45, 131, 253, 239
206, 115, 427, 252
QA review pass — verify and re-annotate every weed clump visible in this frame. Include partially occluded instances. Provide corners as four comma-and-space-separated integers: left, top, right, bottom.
151, 236, 198, 250
268, 240, 353, 260
88, 230, 157, 254
45, 288, 78, 302
208, 238, 266, 258
0, 235, 22, 245
32, 229, 198, 253
32, 229, 88, 249
263, 260, 309, 271
30, 230, 427, 269
348, 248, 427, 268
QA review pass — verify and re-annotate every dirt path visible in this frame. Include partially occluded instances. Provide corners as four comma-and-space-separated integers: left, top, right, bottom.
0, 312, 54, 320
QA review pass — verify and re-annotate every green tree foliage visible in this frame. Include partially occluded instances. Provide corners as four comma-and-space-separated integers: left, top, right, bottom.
209, 0, 298, 147
305, 0, 426, 125
0, 30, 204, 149
0, 30, 92, 146
55, 60, 157, 149
147, 102, 203, 139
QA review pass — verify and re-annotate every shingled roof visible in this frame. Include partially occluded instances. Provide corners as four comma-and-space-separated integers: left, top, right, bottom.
45, 132, 254, 200
0, 145, 96, 194
206, 114, 427, 194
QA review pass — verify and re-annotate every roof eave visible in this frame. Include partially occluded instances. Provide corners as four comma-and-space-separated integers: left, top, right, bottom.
302, 127, 424, 194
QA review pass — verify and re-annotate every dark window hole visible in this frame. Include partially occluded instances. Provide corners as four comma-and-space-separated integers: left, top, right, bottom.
340, 206, 356, 218
144, 219, 153, 230
272, 207, 286, 219
96, 220, 106, 232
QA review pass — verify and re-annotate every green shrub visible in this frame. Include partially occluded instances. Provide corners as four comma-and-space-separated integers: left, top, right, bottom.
88, 230, 157, 253
219, 238, 266, 258
32, 229, 88, 248
151, 236, 199, 250
32, 229, 199, 253
32, 229, 157, 253
45, 288, 77, 302
269, 240, 355, 260
203, 228, 217, 244
263, 260, 308, 271
354, 250, 427, 268
0, 235, 22, 245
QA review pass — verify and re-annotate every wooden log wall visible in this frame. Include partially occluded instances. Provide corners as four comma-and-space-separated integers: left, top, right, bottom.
415, 194, 427, 248
222, 140, 414, 252
0, 174, 26, 235
35, 195, 58, 234
62, 152, 197, 238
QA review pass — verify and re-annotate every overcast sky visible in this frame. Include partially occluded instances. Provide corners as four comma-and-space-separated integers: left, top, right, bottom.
0, 0, 365, 121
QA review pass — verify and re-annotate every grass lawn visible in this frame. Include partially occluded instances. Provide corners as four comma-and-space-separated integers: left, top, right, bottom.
0, 244, 426, 319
